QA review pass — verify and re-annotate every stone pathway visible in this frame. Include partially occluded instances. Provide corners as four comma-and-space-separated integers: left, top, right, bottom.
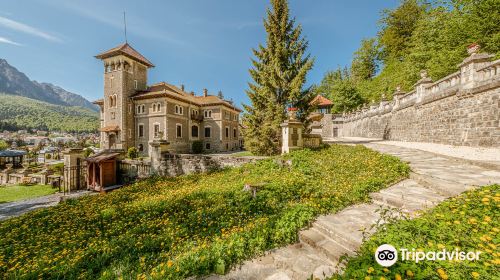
0, 190, 93, 221
207, 142, 500, 280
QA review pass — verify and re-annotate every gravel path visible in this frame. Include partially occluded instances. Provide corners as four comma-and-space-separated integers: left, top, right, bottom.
0, 190, 93, 221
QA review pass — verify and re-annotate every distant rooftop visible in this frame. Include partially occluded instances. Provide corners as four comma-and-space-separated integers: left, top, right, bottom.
0, 150, 27, 157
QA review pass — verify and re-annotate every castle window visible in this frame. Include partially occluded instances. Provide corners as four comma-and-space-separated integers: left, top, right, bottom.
205, 143, 211, 150
154, 123, 160, 138
204, 126, 211, 138
134, 80, 138, 90
191, 125, 199, 138
138, 144, 144, 152
138, 124, 144, 137
179, 106, 183, 115
225, 127, 229, 138
176, 124, 182, 138
156, 103, 161, 112
204, 110, 212, 118
233, 128, 237, 138
153, 104, 157, 112
141, 105, 145, 114
175, 105, 179, 114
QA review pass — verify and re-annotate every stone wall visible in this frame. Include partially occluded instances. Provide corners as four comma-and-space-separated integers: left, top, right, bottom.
325, 48, 500, 147
155, 154, 264, 177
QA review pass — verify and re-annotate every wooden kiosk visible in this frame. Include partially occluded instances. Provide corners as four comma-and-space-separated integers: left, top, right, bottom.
86, 153, 120, 192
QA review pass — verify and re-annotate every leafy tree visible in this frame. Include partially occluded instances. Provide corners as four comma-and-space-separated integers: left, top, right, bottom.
0, 140, 8, 150
351, 38, 380, 82
243, 0, 314, 155
314, 68, 364, 113
83, 148, 94, 158
378, 0, 427, 61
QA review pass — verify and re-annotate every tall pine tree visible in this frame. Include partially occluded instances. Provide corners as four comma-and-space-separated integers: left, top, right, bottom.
242, 0, 314, 156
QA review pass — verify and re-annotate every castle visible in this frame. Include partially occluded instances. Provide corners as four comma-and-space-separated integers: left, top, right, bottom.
93, 43, 242, 156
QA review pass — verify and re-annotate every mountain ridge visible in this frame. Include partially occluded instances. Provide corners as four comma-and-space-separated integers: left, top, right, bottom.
0, 58, 98, 112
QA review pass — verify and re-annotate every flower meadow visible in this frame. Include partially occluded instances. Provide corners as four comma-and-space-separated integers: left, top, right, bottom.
0, 145, 409, 279
332, 184, 500, 280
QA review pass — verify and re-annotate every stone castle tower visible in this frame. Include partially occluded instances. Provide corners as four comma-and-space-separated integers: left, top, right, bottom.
94, 43, 154, 151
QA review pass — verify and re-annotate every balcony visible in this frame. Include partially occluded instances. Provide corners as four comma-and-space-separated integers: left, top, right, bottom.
190, 114, 204, 122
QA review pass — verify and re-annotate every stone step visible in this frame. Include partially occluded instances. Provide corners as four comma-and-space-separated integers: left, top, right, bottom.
299, 228, 356, 264
409, 172, 475, 197
272, 243, 334, 279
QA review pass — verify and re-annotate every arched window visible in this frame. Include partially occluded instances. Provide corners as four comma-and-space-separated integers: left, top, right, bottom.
175, 105, 179, 114
153, 104, 156, 112
109, 96, 113, 107
156, 103, 161, 112
141, 105, 145, 113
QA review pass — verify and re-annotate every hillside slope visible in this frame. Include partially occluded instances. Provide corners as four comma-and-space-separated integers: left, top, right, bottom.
0, 93, 99, 132
0, 59, 98, 111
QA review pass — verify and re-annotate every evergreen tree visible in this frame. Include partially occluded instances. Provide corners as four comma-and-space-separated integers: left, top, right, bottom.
243, 0, 314, 155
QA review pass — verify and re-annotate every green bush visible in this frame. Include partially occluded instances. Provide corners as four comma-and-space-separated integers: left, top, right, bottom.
0, 145, 409, 279
127, 147, 139, 159
332, 185, 500, 280
192, 140, 203, 154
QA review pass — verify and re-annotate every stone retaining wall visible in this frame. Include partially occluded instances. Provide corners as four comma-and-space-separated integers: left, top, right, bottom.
323, 49, 500, 147
156, 154, 264, 177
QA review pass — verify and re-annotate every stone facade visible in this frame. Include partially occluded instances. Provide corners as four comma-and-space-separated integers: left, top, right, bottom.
94, 43, 243, 156
323, 47, 500, 147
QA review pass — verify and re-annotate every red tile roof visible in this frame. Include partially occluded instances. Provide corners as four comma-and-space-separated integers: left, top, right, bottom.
311, 95, 333, 106
95, 43, 154, 68
132, 82, 242, 112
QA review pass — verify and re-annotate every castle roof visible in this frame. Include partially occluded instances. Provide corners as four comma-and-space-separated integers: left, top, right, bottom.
311, 95, 333, 107
95, 43, 154, 68
132, 82, 242, 112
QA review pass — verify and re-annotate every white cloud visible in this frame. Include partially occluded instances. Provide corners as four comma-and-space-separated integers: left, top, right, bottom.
0, 36, 22, 46
0, 16, 62, 43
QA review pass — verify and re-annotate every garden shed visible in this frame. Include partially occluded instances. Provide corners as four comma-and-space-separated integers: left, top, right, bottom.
86, 152, 120, 192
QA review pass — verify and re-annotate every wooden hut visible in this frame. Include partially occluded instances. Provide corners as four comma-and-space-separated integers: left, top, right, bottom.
86, 153, 120, 192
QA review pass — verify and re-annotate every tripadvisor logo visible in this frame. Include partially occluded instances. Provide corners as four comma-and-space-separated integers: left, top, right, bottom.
375, 244, 481, 267
375, 244, 398, 267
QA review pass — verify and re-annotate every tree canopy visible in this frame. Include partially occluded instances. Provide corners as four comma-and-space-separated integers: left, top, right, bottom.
315, 0, 500, 113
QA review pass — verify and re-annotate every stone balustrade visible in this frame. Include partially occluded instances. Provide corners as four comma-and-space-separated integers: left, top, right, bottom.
322, 45, 500, 147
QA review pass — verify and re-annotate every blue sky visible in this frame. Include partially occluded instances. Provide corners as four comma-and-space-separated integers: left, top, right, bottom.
0, 0, 399, 107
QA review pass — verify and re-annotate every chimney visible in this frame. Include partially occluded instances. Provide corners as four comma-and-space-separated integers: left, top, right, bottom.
181, 84, 185, 91
203, 88, 208, 97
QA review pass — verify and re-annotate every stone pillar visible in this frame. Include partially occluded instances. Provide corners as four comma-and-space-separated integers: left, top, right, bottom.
149, 139, 170, 173
415, 70, 433, 104
458, 43, 494, 89
63, 148, 84, 191
281, 109, 304, 154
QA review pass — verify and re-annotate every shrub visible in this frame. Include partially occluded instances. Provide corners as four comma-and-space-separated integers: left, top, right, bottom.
127, 147, 139, 159
192, 140, 203, 154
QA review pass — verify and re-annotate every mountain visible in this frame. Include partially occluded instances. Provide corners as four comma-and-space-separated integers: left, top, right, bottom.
0, 59, 98, 111
0, 93, 99, 132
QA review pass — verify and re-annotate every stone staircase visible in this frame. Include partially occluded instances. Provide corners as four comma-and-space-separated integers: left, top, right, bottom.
206, 143, 500, 280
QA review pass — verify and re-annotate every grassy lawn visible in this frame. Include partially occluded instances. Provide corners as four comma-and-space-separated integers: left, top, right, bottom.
0, 145, 409, 279
0, 184, 58, 203
331, 184, 499, 280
